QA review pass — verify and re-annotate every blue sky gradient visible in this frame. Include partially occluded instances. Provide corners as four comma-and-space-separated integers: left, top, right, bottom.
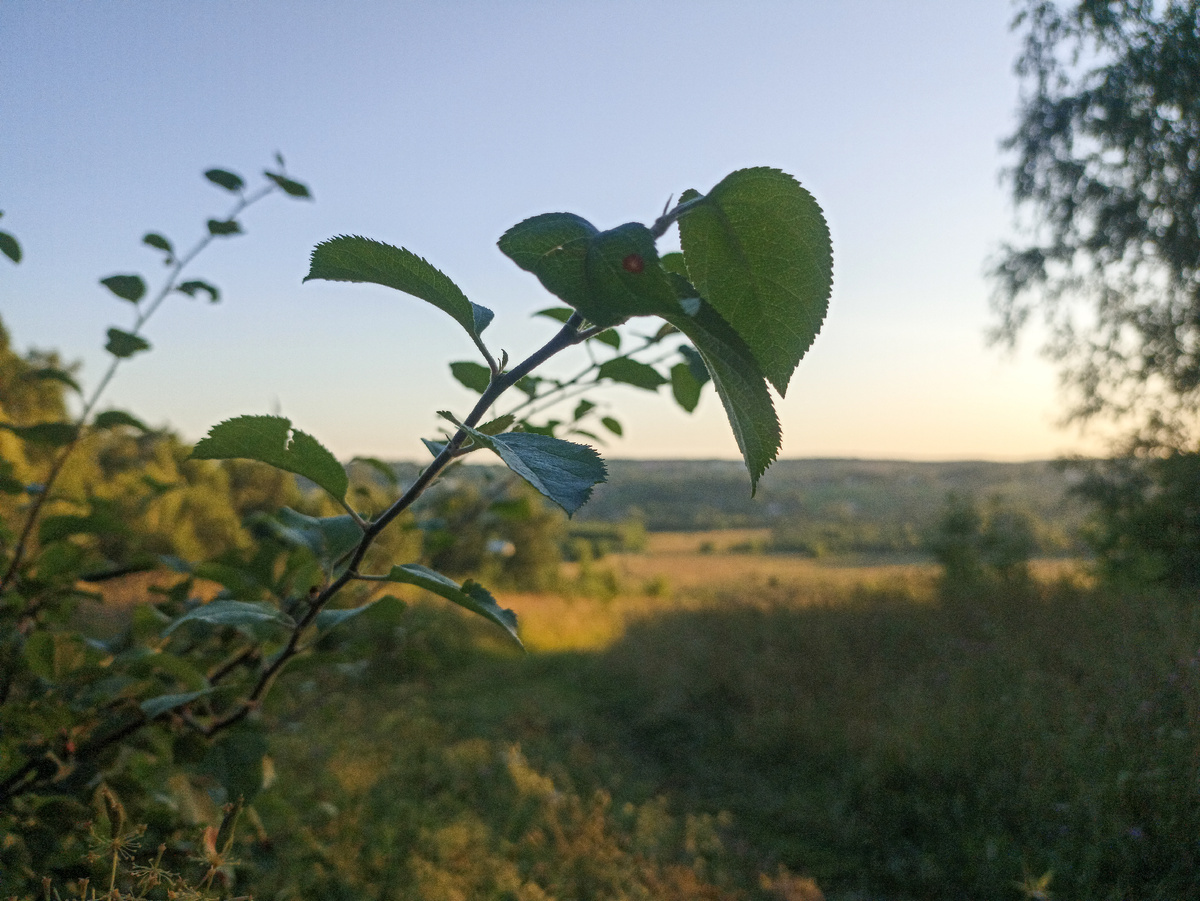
1, 1, 1096, 462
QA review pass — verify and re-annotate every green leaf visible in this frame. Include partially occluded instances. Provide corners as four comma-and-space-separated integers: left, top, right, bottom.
680, 344, 710, 385
597, 357, 667, 391
670, 362, 704, 413
663, 299, 781, 493
677, 167, 832, 395
140, 689, 213, 720
533, 307, 574, 324
264, 170, 312, 198
315, 600, 381, 632
477, 413, 515, 435
93, 409, 149, 432
0, 231, 22, 264
39, 508, 128, 543
499, 216, 678, 328
176, 279, 220, 303
0, 421, 79, 446
450, 360, 492, 394
264, 508, 361, 569
105, 328, 151, 359
23, 367, 81, 394
383, 563, 521, 647
451, 419, 606, 515
202, 723, 269, 802
163, 599, 294, 635
205, 168, 245, 192
142, 232, 173, 256
591, 329, 621, 349
351, 456, 400, 488
573, 400, 596, 421
207, 219, 242, 236
191, 415, 348, 501
601, 416, 623, 436
100, 274, 147, 303
304, 235, 494, 342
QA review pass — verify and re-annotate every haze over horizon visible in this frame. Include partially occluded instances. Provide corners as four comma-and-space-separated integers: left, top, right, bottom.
2, 2, 1102, 464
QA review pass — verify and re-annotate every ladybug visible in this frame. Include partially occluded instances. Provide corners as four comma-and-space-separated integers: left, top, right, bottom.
622, 253, 645, 274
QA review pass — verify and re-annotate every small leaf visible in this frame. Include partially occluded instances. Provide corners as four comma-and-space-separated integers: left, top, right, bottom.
191, 415, 348, 501
422, 437, 448, 457
591, 329, 621, 349
0, 231, 22, 264
351, 456, 400, 488
264, 170, 312, 198
315, 601, 380, 632
141, 689, 214, 720
0, 421, 79, 446
142, 232, 173, 256
450, 360, 492, 394
680, 344, 710, 385
534, 307, 574, 324
477, 413, 515, 435
383, 563, 521, 647
670, 362, 704, 413
601, 416, 623, 436
678, 167, 833, 395
100, 274, 147, 303
163, 600, 294, 635
597, 357, 667, 391
105, 328, 151, 358
573, 400, 596, 421
23, 367, 81, 394
452, 420, 606, 516
515, 375, 541, 398
93, 409, 149, 432
305, 236, 494, 342
264, 508, 361, 569
207, 219, 242, 236
205, 168, 245, 192
176, 279, 220, 303
40, 508, 127, 543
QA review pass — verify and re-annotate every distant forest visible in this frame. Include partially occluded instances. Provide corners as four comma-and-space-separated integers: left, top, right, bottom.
385, 458, 1087, 558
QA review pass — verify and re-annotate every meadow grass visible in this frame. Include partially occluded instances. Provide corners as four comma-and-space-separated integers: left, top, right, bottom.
231, 536, 1197, 899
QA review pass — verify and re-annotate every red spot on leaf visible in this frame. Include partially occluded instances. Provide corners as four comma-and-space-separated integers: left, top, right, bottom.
622, 254, 644, 274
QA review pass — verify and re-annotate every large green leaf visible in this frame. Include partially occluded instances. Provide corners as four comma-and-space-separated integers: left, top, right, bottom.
597, 357, 667, 391
163, 599, 294, 635
449, 416, 606, 515
191, 415, 348, 502
305, 236, 494, 341
498, 216, 678, 328
383, 563, 521, 647
677, 167, 832, 395
662, 299, 781, 494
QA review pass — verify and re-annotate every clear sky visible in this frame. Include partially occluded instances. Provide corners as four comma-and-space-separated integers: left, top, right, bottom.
1, 1, 1098, 464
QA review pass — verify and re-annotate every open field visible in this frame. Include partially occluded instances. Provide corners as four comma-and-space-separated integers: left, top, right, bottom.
241, 535, 1197, 901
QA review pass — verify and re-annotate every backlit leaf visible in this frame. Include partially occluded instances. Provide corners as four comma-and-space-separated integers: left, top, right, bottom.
383, 563, 521, 647
670, 362, 703, 413
93, 409, 149, 432
305, 235, 494, 342
24, 367, 81, 394
191, 415, 348, 501
677, 167, 832, 395
597, 357, 667, 391
450, 360, 492, 394
601, 416, 623, 436
100, 274, 146, 303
